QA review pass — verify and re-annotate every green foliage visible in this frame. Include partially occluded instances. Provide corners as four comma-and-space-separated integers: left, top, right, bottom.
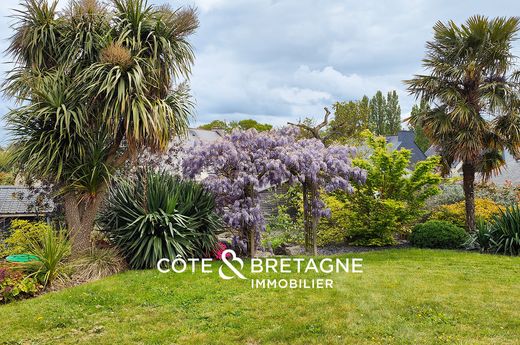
427, 182, 519, 210
488, 205, 520, 256
1, 220, 51, 258
465, 219, 493, 252
431, 198, 503, 229
346, 131, 442, 246
347, 197, 404, 246
234, 119, 272, 132
27, 227, 71, 287
368, 90, 401, 136
99, 169, 220, 269
317, 194, 351, 246
410, 220, 468, 249
0, 149, 16, 185
426, 183, 465, 208
409, 100, 432, 153
263, 205, 304, 250
198, 120, 229, 130
73, 247, 127, 282
0, 265, 42, 304
327, 97, 370, 144
198, 119, 273, 132
406, 16, 520, 231
263, 188, 304, 249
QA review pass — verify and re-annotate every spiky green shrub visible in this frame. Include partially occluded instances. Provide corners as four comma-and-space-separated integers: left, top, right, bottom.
99, 169, 220, 269
465, 218, 492, 252
73, 247, 127, 282
489, 205, 520, 256
27, 228, 71, 287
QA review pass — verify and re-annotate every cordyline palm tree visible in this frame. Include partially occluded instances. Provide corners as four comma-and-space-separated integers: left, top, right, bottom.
406, 16, 520, 232
3, 0, 197, 256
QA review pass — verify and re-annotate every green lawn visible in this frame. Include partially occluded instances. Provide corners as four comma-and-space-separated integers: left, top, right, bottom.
1, 249, 519, 345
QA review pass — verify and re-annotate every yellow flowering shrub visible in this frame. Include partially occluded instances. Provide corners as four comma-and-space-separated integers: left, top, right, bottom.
431, 198, 503, 229
0, 220, 51, 257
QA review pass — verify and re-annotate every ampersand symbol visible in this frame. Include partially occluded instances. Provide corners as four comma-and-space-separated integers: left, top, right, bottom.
219, 249, 247, 280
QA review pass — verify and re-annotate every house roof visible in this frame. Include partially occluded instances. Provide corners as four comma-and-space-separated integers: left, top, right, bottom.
486, 151, 520, 185
386, 130, 427, 164
186, 129, 225, 146
0, 186, 53, 217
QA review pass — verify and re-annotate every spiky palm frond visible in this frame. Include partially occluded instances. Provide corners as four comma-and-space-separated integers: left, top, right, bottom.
7, 0, 62, 69
6, 69, 88, 181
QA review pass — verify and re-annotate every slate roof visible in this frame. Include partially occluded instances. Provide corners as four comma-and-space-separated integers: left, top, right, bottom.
0, 186, 53, 217
385, 130, 427, 164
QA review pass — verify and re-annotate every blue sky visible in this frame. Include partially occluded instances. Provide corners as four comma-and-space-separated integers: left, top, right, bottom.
1, 0, 520, 144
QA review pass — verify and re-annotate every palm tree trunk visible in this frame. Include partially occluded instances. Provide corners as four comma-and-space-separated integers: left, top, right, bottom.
462, 162, 476, 232
64, 189, 107, 257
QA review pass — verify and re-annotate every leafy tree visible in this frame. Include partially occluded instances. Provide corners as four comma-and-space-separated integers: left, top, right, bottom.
233, 119, 273, 132
198, 120, 229, 131
409, 100, 432, 153
346, 131, 441, 245
368, 90, 402, 135
198, 119, 272, 132
327, 96, 370, 144
385, 91, 402, 135
405, 16, 520, 231
0, 148, 15, 184
4, 0, 197, 255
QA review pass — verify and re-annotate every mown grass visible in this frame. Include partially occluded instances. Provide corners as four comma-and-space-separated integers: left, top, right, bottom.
1, 249, 519, 345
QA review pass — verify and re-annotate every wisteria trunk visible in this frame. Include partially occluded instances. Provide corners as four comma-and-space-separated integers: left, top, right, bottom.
310, 183, 319, 256
302, 181, 318, 255
248, 225, 256, 257
244, 184, 257, 257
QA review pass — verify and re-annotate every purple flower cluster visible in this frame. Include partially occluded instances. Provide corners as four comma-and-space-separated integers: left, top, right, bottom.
181, 127, 366, 246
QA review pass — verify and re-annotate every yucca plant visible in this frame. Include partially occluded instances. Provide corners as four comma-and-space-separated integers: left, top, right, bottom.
99, 169, 221, 269
465, 218, 492, 252
489, 205, 520, 256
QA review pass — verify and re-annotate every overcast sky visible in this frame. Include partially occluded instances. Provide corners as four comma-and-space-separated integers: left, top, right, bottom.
1, 0, 520, 144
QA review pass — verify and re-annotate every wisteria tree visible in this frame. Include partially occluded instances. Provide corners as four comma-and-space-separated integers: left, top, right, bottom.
182, 128, 296, 257
279, 139, 366, 255
183, 127, 366, 257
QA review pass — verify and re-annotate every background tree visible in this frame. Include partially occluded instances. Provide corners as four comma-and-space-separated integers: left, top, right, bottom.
406, 15, 520, 232
198, 119, 272, 132
409, 100, 432, 153
198, 120, 229, 131
4, 0, 197, 255
327, 96, 370, 144
369, 90, 402, 135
